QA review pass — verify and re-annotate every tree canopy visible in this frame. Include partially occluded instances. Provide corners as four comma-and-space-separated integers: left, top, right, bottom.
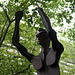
0, 0, 75, 75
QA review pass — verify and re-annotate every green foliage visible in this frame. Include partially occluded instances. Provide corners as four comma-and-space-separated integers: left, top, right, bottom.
0, 0, 75, 75
60, 40, 75, 75
67, 23, 75, 41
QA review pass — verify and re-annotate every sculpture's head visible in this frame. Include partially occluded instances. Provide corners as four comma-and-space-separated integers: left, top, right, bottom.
36, 28, 50, 48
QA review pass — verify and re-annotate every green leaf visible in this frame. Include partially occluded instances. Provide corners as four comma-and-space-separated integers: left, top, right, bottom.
15, 0, 18, 3
69, 16, 73, 20
66, 19, 71, 24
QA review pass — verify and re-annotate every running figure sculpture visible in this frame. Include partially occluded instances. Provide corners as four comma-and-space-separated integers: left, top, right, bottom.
12, 7, 64, 75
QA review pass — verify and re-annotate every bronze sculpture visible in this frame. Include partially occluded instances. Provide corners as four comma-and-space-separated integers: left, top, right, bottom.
12, 7, 64, 75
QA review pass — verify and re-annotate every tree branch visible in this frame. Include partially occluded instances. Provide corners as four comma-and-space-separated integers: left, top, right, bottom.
0, 20, 8, 40
0, 22, 11, 47
0, 3, 10, 22
11, 19, 15, 23
0, 3, 15, 47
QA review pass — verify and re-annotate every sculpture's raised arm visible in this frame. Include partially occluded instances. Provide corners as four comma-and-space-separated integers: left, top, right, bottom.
37, 4, 52, 32
12, 11, 34, 62
37, 5, 64, 65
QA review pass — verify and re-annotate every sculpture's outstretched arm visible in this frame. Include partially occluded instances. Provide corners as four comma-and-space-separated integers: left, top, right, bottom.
12, 11, 34, 62
37, 5, 64, 63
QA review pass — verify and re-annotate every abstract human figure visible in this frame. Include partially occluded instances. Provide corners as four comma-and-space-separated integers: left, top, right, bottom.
12, 9, 64, 75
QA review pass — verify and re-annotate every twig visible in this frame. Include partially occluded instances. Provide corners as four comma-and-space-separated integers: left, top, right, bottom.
0, 3, 15, 47
0, 22, 11, 47
14, 56, 24, 58
11, 19, 15, 23
0, 3, 10, 22
0, 20, 8, 40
